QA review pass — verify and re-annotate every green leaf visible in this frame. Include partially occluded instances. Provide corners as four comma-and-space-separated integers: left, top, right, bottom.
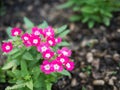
56, 25, 67, 34
88, 21, 94, 28
21, 60, 29, 76
5, 83, 26, 90
26, 80, 33, 90
70, 15, 81, 21
82, 86, 86, 90
57, 41, 70, 46
34, 73, 46, 90
57, 1, 74, 9
81, 6, 95, 13
58, 69, 71, 77
6, 27, 13, 38
46, 83, 52, 90
38, 21, 48, 29
2, 60, 18, 70
59, 30, 70, 38
103, 17, 110, 26
23, 17, 34, 29
22, 52, 34, 60
9, 48, 19, 55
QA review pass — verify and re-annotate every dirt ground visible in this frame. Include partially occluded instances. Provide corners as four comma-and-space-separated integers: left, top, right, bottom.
0, 0, 120, 90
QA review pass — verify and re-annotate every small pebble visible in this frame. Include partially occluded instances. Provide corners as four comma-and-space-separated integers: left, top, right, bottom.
79, 72, 87, 79
93, 80, 105, 85
86, 52, 94, 63
71, 78, 78, 87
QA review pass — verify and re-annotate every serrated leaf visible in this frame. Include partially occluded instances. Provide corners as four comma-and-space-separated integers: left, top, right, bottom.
59, 30, 70, 38
2, 60, 18, 70
5, 83, 25, 90
22, 52, 34, 60
23, 17, 34, 29
58, 69, 71, 77
26, 80, 33, 90
21, 60, 29, 76
56, 25, 67, 34
38, 21, 48, 29
6, 27, 13, 38
9, 48, 19, 55
57, 42, 70, 46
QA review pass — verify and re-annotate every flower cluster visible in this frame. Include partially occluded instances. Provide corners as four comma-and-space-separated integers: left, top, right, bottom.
1, 26, 74, 74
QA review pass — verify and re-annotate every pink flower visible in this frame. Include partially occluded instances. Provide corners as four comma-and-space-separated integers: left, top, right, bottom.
57, 47, 72, 57
42, 50, 54, 60
37, 43, 50, 53
1, 42, 13, 53
51, 60, 63, 72
47, 37, 56, 46
30, 34, 41, 46
23, 40, 32, 47
11, 27, 22, 36
65, 61, 74, 71
32, 27, 43, 36
21, 33, 32, 47
21, 33, 30, 41
55, 37, 62, 44
56, 55, 69, 65
43, 26, 54, 37
40, 60, 53, 74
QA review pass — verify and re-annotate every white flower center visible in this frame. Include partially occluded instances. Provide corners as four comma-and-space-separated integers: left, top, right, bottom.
66, 63, 70, 68
33, 39, 38, 44
54, 64, 59, 70
44, 64, 50, 70
24, 37, 28, 40
60, 58, 65, 63
41, 46, 47, 52
48, 40, 53, 45
6, 45, 10, 50
46, 32, 51, 36
14, 31, 18, 35
35, 31, 40, 35
62, 51, 68, 56
45, 53, 50, 58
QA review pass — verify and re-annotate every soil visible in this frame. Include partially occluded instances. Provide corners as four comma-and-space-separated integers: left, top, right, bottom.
0, 0, 120, 90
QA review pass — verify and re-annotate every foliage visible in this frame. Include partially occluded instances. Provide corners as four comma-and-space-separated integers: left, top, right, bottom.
1, 17, 74, 90
82, 65, 92, 75
58, 0, 120, 28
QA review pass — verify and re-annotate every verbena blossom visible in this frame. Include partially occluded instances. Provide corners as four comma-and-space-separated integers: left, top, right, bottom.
56, 55, 69, 65
30, 34, 41, 46
37, 43, 50, 53
51, 60, 63, 72
40, 60, 53, 74
47, 36, 56, 46
32, 27, 42, 36
65, 61, 74, 71
1, 26, 74, 74
43, 26, 54, 37
57, 47, 72, 57
11, 27, 22, 36
55, 37, 62, 44
42, 50, 54, 60
1, 42, 13, 53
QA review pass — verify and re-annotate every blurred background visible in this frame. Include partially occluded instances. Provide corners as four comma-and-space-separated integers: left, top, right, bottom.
0, 0, 120, 90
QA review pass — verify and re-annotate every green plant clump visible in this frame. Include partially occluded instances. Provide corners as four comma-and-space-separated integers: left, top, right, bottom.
59, 0, 120, 28
0, 17, 74, 90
